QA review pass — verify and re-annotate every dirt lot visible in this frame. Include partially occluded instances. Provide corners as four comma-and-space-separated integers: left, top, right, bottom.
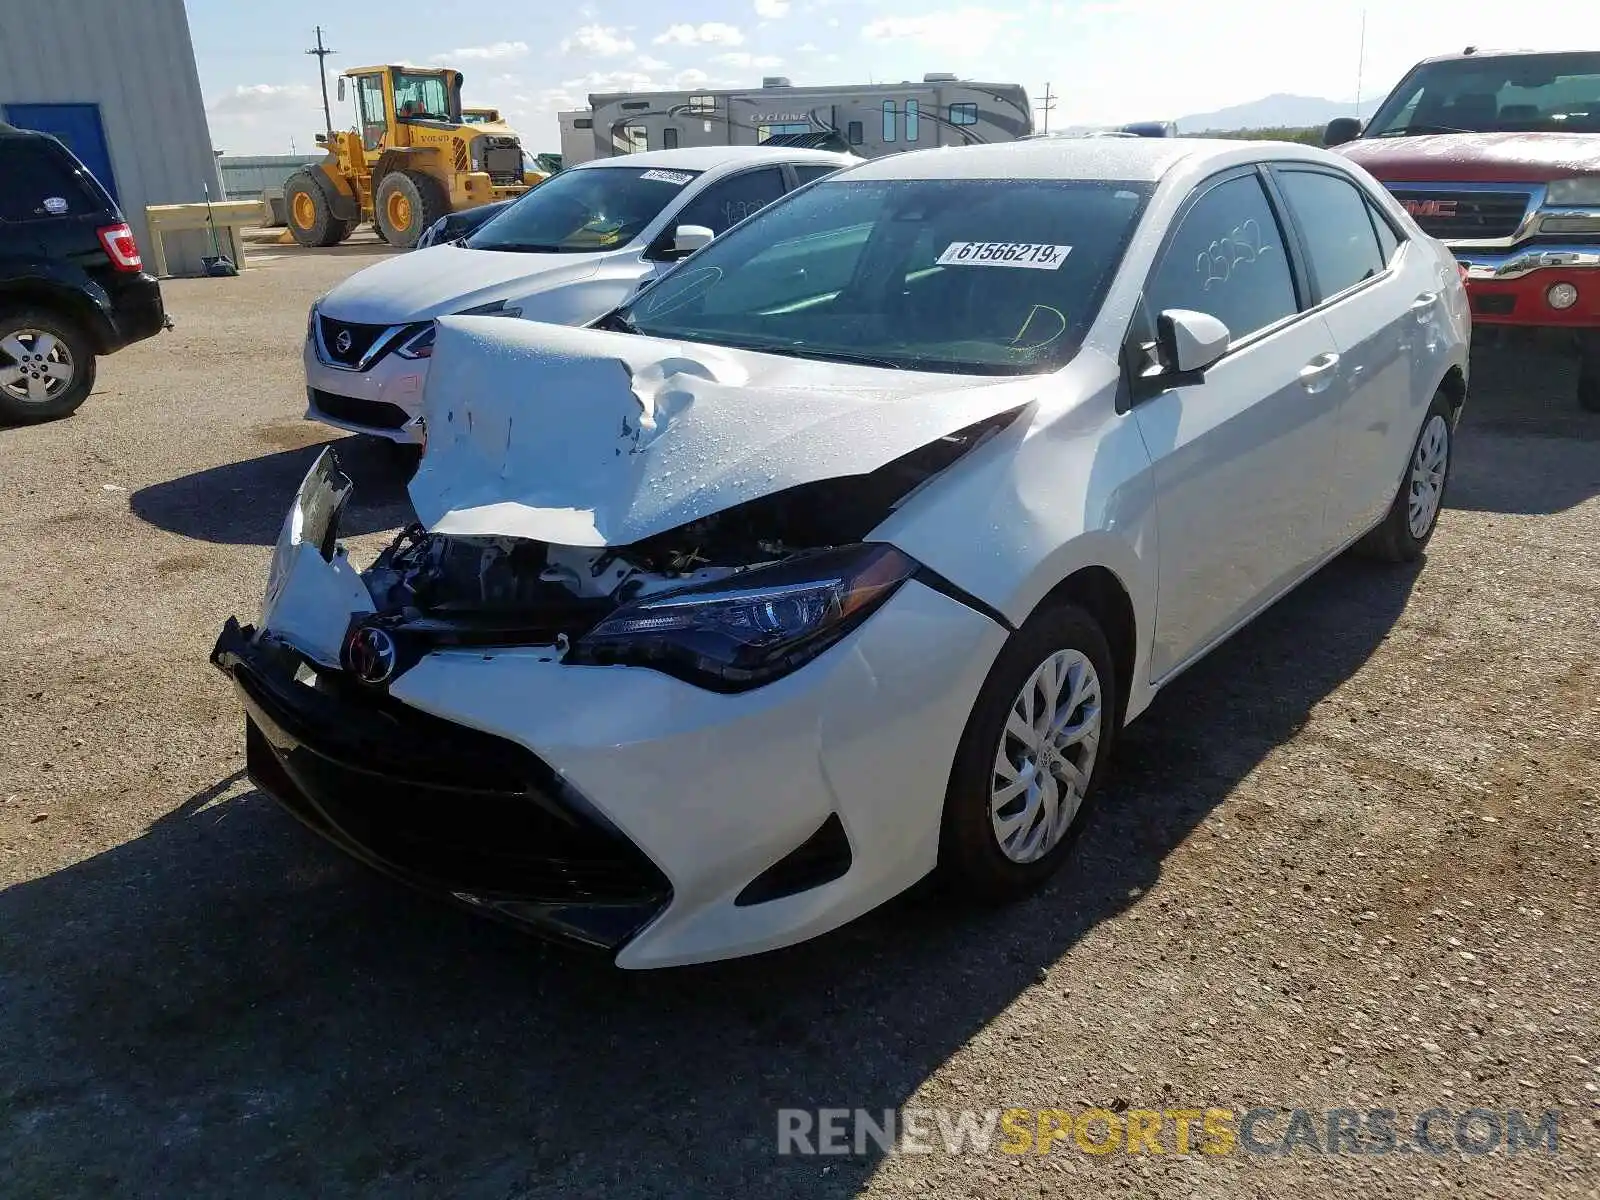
1, 244, 1597, 1198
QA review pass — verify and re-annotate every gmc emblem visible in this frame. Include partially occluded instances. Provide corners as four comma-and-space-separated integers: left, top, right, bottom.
1401, 198, 1458, 219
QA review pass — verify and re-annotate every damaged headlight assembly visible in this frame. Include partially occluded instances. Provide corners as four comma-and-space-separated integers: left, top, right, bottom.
397, 299, 525, 360
570, 543, 917, 692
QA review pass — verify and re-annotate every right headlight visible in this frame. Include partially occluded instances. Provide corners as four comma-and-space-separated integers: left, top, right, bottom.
1545, 177, 1600, 206
570, 544, 917, 692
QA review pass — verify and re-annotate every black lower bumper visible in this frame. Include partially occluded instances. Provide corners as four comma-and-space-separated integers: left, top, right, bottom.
102, 273, 168, 350
210, 618, 670, 953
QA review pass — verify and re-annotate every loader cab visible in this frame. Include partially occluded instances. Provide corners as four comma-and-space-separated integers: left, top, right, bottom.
338, 67, 465, 153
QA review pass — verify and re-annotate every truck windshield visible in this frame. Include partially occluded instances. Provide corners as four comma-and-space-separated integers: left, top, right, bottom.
1366, 52, 1600, 137
466, 166, 703, 253
617, 177, 1152, 376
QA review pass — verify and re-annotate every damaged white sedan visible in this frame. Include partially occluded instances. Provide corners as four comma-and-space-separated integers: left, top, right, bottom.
213, 137, 1470, 968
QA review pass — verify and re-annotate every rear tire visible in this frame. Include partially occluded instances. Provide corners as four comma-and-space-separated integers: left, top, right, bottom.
1358, 392, 1454, 563
375, 171, 449, 249
937, 604, 1118, 902
284, 170, 348, 248
0, 308, 97, 424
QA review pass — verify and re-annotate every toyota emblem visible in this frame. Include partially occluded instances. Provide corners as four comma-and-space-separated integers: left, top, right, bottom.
344, 625, 398, 685
334, 329, 354, 355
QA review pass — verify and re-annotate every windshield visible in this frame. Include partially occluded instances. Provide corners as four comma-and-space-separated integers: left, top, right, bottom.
465, 166, 703, 253
393, 72, 458, 122
1365, 52, 1600, 136
617, 177, 1152, 375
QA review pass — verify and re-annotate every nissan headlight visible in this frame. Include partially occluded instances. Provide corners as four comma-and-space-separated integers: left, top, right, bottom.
1545, 177, 1600, 206
571, 544, 917, 691
397, 300, 524, 360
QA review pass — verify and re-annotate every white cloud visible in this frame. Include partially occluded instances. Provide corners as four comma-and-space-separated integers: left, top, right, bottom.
560, 24, 636, 57
635, 54, 670, 70
207, 83, 315, 114
714, 52, 784, 69
861, 8, 1013, 51
432, 41, 529, 63
797, 42, 819, 52
755, 0, 791, 15
674, 68, 712, 90
654, 22, 745, 46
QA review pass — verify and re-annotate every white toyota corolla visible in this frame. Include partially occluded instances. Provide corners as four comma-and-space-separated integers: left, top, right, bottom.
301, 146, 857, 455
216, 137, 1470, 968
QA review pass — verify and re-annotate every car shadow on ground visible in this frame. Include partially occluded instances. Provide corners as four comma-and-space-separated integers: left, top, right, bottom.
1448, 340, 1600, 516
129, 434, 414, 545
0, 553, 1421, 1198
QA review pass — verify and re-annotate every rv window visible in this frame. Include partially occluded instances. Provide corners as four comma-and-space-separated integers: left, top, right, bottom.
689, 95, 716, 114
575, 118, 593, 129
622, 101, 650, 111
950, 102, 978, 126
847, 120, 863, 145
882, 100, 896, 143
663, 127, 680, 149
906, 99, 920, 141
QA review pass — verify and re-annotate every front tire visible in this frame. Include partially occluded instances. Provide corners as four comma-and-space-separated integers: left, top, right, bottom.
375, 171, 449, 249
1358, 392, 1454, 562
284, 170, 350, 248
0, 309, 96, 423
938, 604, 1117, 902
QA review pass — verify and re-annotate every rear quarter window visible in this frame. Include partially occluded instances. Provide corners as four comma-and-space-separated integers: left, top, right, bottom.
0, 139, 105, 222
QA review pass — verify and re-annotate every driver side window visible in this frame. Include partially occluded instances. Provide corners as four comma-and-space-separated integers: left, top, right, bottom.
357, 76, 387, 152
1147, 173, 1299, 344
672, 168, 787, 236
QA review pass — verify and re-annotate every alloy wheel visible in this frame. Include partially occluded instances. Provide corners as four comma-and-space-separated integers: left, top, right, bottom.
0, 330, 75, 405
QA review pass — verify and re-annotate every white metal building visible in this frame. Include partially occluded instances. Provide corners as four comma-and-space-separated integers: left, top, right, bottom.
0, 0, 221, 275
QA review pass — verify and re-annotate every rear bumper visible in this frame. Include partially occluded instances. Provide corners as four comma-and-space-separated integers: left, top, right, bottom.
210, 617, 673, 954
102, 272, 168, 350
1453, 245, 1600, 329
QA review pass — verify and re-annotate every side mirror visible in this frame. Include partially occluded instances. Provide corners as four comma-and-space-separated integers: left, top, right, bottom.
1323, 116, 1362, 147
1155, 309, 1230, 376
314, 132, 328, 145
669, 224, 714, 259
336, 77, 346, 102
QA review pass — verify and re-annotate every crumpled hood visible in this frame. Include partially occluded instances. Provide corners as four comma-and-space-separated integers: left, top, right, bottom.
1339, 132, 1600, 183
409, 318, 1040, 547
319, 243, 606, 324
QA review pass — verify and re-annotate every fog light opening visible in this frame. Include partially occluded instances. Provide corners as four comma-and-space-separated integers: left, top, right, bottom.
1547, 281, 1580, 311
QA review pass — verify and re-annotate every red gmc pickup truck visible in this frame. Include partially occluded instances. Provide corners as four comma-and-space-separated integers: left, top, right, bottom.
1325, 48, 1600, 411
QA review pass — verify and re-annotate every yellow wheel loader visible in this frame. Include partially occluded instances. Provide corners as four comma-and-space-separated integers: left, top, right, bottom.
283, 66, 545, 250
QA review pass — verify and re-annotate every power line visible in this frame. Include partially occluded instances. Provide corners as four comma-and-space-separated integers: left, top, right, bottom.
306, 25, 337, 137
1035, 82, 1057, 134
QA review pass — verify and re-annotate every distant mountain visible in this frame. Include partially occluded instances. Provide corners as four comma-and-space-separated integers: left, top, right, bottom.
1175, 93, 1362, 133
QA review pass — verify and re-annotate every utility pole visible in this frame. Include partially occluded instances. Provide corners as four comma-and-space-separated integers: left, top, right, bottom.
306, 25, 336, 137
1035, 82, 1057, 134
1353, 9, 1367, 119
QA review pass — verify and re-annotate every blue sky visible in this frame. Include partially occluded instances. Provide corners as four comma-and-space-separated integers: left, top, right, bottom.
190, 0, 1600, 155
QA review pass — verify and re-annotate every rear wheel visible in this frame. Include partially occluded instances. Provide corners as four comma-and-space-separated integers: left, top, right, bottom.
284, 170, 350, 247
0, 309, 96, 423
1358, 392, 1454, 562
375, 171, 449, 249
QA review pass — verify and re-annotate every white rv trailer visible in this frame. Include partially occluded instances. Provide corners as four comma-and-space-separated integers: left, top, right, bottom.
574, 74, 1032, 162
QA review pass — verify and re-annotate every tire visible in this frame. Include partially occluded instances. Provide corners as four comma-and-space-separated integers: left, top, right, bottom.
0, 308, 97, 424
371, 220, 389, 245
1579, 336, 1600, 413
375, 171, 449, 249
1358, 392, 1454, 563
284, 170, 347, 248
937, 603, 1118, 902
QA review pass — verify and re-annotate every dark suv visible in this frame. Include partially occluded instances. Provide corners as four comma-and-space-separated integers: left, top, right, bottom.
0, 121, 168, 423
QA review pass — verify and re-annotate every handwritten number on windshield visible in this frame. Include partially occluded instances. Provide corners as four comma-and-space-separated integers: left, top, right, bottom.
1195, 218, 1274, 291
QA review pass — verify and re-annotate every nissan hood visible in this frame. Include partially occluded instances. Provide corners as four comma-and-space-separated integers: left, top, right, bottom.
409, 318, 1041, 547
1339, 131, 1600, 183
318, 243, 607, 324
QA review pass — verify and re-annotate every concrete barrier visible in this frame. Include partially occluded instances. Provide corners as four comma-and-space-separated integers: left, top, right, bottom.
144, 200, 261, 277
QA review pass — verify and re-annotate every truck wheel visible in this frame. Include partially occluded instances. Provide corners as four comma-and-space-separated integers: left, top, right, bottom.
376, 171, 449, 249
0, 309, 97, 424
284, 170, 347, 248
1580, 335, 1600, 413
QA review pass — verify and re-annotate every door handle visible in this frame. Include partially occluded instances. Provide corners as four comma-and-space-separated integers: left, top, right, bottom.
1298, 352, 1340, 394
1411, 292, 1439, 323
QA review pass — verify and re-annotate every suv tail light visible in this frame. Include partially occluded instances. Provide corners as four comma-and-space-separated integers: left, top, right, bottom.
97, 223, 143, 272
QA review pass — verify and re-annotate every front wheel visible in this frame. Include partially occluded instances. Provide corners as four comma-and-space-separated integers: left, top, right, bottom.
375, 171, 448, 249
1358, 392, 1454, 562
938, 604, 1117, 902
0, 309, 97, 423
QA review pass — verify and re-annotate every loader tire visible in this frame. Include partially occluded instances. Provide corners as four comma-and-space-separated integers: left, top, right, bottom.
284, 170, 347, 248
376, 171, 449, 250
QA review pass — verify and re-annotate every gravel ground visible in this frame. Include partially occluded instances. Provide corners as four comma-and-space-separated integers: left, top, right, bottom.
1, 245, 1596, 1198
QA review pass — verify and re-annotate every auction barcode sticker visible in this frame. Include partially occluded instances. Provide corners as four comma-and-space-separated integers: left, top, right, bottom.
936, 242, 1072, 269
639, 169, 694, 185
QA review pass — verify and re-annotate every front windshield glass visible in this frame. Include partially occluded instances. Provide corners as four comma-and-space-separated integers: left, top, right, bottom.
617, 177, 1153, 375
393, 72, 457, 122
1365, 52, 1600, 137
465, 166, 703, 253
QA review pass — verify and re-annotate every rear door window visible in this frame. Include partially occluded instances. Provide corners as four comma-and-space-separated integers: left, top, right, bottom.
791, 164, 841, 187
671, 167, 787, 235
1275, 169, 1387, 298
0, 139, 103, 221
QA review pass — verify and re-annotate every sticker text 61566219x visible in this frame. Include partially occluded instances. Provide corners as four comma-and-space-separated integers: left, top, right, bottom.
639, 169, 694, 186
936, 242, 1073, 270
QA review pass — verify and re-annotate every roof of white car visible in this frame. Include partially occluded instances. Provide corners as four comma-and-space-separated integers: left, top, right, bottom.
847, 137, 1324, 182
570, 146, 859, 173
